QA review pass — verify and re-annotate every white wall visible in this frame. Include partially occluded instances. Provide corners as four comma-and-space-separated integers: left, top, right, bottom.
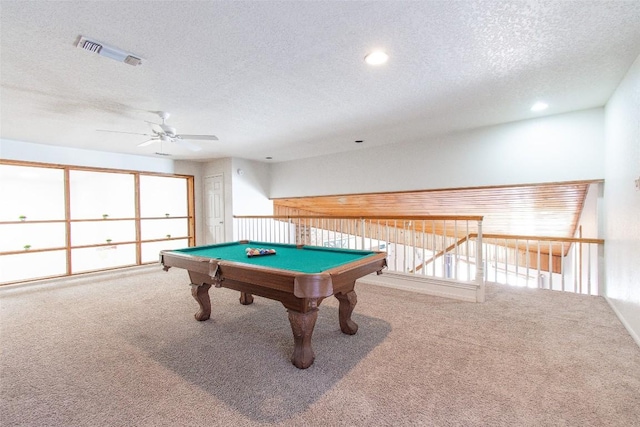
269, 108, 605, 198
231, 158, 273, 216
0, 139, 176, 174
575, 183, 602, 239
201, 158, 273, 242
604, 54, 640, 345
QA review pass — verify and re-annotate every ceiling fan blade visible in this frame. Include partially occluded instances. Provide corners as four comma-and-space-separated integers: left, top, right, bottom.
97, 129, 154, 137
173, 137, 202, 152
137, 139, 157, 147
177, 134, 219, 141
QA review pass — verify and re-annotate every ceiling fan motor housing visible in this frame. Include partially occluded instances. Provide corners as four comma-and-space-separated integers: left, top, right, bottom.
161, 124, 177, 136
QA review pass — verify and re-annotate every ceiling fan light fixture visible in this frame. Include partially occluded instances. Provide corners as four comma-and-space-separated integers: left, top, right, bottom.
161, 125, 177, 136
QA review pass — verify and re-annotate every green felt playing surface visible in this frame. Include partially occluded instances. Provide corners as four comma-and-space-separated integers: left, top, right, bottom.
173, 241, 377, 273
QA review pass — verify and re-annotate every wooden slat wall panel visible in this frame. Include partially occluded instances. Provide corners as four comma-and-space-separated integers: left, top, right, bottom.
273, 182, 595, 239
273, 207, 480, 241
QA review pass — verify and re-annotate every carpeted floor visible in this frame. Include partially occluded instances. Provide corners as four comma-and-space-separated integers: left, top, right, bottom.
1, 266, 639, 426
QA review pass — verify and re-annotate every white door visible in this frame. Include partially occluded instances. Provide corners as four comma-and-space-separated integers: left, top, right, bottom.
204, 174, 225, 244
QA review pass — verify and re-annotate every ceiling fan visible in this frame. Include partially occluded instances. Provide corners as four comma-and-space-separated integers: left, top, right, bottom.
98, 111, 218, 152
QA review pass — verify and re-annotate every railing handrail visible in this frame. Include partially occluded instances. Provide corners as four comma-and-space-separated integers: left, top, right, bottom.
233, 214, 604, 297
473, 233, 603, 244
233, 216, 601, 243
234, 214, 485, 221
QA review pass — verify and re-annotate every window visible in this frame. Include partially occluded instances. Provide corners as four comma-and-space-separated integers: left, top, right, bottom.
139, 175, 191, 262
0, 161, 194, 284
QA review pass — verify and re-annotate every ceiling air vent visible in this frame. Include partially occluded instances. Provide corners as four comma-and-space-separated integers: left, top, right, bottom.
76, 36, 142, 66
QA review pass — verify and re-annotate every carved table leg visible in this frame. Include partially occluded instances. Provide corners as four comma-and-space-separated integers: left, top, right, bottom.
287, 309, 318, 369
191, 283, 212, 321
239, 292, 254, 305
335, 290, 358, 335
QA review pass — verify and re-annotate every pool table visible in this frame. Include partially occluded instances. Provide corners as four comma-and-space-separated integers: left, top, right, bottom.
160, 240, 387, 369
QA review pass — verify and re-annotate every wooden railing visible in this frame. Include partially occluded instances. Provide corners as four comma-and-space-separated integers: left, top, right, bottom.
233, 215, 604, 297
234, 214, 486, 300
480, 234, 604, 295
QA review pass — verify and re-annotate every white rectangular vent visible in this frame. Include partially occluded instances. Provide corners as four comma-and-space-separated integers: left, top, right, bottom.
79, 39, 102, 53
76, 36, 142, 66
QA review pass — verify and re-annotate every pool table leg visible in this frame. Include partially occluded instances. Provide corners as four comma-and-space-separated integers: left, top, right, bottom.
191, 283, 212, 321
287, 308, 318, 369
239, 292, 254, 305
335, 290, 358, 335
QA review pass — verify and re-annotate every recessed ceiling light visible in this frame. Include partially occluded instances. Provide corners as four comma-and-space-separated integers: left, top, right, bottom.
365, 51, 388, 66
531, 101, 548, 112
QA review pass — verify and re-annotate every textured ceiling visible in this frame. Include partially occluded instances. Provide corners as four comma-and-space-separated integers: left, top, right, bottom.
1, 1, 640, 161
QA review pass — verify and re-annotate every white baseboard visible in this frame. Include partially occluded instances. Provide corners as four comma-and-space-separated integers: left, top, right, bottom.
0, 264, 159, 293
605, 296, 640, 349
357, 271, 481, 302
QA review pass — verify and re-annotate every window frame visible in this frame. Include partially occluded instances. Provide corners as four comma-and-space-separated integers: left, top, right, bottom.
0, 159, 195, 285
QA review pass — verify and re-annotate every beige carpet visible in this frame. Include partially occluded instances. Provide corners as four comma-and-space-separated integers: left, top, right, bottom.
1, 266, 639, 426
